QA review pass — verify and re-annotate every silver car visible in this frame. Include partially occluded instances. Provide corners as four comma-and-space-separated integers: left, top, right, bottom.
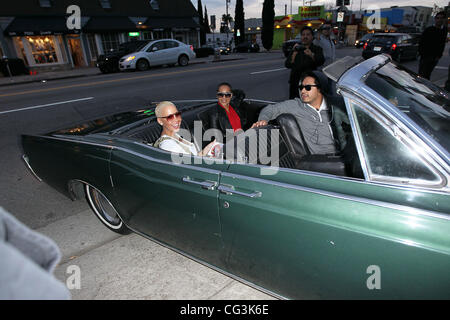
119, 39, 196, 71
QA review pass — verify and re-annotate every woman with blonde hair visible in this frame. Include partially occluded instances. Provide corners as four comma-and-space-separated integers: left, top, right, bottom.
153, 101, 217, 156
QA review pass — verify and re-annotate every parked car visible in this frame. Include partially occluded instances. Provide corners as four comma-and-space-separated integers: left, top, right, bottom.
282, 33, 301, 57
21, 55, 450, 299
193, 45, 215, 58
119, 39, 196, 71
362, 33, 419, 62
96, 40, 149, 74
354, 33, 374, 48
234, 41, 260, 53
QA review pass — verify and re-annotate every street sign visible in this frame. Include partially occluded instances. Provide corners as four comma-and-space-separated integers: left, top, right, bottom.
210, 15, 216, 30
337, 12, 344, 22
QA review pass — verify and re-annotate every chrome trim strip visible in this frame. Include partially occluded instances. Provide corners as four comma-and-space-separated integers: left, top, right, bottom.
22, 154, 42, 182
124, 225, 286, 300
218, 185, 262, 198
221, 171, 450, 222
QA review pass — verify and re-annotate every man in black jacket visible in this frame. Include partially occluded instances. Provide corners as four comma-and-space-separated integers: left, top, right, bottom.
418, 11, 447, 80
285, 26, 325, 99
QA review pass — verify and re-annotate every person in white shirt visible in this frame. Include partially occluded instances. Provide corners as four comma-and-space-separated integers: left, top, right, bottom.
153, 101, 217, 156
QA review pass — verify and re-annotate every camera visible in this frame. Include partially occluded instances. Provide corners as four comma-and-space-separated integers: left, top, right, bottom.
294, 44, 305, 52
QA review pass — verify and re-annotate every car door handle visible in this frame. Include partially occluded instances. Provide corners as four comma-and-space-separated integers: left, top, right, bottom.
182, 176, 217, 190
218, 185, 262, 198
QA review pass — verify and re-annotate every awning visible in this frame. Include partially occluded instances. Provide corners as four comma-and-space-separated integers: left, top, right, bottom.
83, 16, 137, 33
144, 17, 199, 29
4, 16, 76, 36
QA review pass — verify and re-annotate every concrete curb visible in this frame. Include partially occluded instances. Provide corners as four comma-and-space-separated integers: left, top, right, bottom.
0, 57, 247, 87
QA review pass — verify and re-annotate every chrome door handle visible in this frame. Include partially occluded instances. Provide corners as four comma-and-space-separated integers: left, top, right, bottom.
182, 176, 217, 190
218, 185, 262, 198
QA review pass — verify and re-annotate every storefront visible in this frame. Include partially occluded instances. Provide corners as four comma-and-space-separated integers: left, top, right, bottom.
5, 17, 87, 71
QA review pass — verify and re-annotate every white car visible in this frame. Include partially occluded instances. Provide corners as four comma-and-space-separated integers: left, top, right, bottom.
119, 39, 196, 71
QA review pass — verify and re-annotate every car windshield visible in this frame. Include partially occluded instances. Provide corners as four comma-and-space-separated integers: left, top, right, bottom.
371, 35, 398, 43
365, 62, 450, 153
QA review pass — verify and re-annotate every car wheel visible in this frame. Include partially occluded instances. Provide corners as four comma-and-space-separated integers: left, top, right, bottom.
85, 184, 130, 234
178, 55, 189, 66
136, 59, 149, 71
99, 67, 109, 74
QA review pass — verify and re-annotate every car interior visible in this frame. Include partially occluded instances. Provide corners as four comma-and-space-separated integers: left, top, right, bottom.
119, 87, 364, 179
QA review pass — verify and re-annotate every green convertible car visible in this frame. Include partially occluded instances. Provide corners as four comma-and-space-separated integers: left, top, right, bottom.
22, 55, 449, 299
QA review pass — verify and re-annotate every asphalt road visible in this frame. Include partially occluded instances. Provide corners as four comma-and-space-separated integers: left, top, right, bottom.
1, 46, 448, 299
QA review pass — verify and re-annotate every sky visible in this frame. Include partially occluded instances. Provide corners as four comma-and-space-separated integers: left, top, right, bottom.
195, 0, 448, 27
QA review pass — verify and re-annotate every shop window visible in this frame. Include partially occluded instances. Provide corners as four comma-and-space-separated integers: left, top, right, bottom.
153, 30, 171, 40
99, 0, 111, 9
26, 36, 58, 64
150, 0, 159, 10
87, 34, 99, 60
39, 0, 52, 7
100, 33, 120, 51
142, 31, 153, 40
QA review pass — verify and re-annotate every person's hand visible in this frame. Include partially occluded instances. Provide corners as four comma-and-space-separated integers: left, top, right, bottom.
304, 48, 314, 58
251, 120, 268, 129
200, 139, 217, 156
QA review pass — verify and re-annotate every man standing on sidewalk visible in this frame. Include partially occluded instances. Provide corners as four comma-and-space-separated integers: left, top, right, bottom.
313, 22, 336, 68
285, 26, 325, 99
418, 11, 447, 80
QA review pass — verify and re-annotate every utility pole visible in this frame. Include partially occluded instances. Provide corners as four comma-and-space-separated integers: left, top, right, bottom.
226, 0, 230, 45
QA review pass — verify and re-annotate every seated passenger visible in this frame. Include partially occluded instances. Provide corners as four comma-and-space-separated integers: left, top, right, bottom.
251, 71, 349, 154
209, 82, 245, 135
153, 101, 218, 156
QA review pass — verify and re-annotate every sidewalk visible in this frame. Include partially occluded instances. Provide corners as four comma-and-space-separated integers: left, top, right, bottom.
0, 53, 252, 87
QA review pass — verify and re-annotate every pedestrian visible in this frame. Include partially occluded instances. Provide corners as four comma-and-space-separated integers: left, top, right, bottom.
313, 22, 336, 68
285, 26, 325, 99
418, 11, 447, 80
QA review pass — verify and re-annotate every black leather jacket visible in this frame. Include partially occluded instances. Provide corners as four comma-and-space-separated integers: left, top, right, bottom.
209, 103, 246, 134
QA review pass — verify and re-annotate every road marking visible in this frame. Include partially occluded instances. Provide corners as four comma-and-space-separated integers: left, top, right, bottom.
0, 97, 94, 115
435, 66, 447, 70
0, 60, 282, 98
250, 68, 287, 75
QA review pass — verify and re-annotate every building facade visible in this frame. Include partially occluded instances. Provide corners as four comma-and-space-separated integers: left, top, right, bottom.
0, 0, 200, 72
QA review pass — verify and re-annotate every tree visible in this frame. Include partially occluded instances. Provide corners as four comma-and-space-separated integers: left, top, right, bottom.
204, 7, 211, 34
197, 0, 206, 45
234, 0, 245, 45
221, 14, 233, 33
262, 0, 274, 51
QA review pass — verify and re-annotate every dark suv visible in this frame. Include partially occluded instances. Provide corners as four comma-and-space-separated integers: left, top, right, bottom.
97, 40, 149, 73
362, 33, 419, 62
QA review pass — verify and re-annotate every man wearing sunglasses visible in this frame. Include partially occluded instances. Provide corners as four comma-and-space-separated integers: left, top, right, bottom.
285, 26, 325, 99
313, 22, 336, 68
251, 71, 349, 155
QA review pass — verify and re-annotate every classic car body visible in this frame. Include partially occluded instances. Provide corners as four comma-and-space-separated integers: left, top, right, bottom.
22, 55, 450, 299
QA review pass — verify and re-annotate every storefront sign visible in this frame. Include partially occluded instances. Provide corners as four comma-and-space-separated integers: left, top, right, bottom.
298, 6, 325, 20
128, 32, 140, 37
